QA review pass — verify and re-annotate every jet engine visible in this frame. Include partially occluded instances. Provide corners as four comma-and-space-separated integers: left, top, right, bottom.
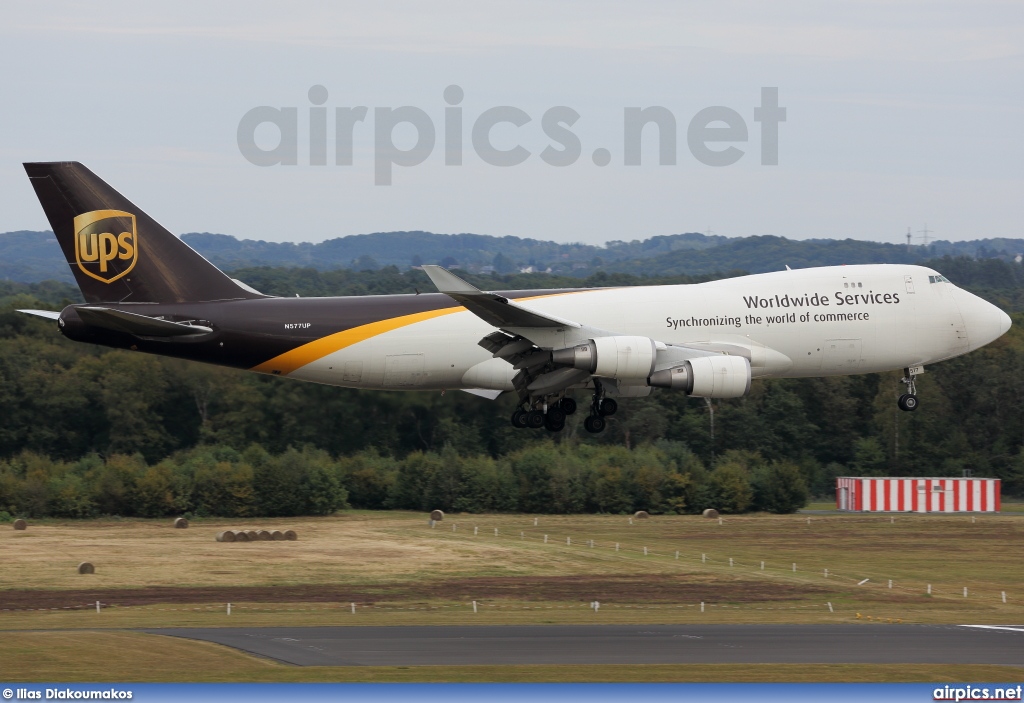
551, 336, 656, 382
647, 355, 751, 398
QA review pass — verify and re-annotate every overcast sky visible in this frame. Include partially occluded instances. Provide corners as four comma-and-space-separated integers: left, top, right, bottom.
1, 1, 1021, 246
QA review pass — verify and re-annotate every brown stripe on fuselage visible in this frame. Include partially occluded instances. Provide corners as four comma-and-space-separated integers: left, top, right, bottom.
59, 288, 594, 373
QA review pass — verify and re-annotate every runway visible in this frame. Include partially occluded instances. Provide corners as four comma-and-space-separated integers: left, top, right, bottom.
145, 624, 1024, 666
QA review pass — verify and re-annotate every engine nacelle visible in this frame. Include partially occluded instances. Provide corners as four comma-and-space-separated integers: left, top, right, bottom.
648, 355, 751, 398
551, 336, 656, 382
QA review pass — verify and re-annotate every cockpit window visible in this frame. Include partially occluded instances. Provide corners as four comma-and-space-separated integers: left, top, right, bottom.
929, 275, 951, 284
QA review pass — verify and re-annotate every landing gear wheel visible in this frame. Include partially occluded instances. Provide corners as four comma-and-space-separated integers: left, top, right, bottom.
546, 407, 566, 425
597, 398, 618, 417
583, 415, 606, 433
527, 410, 546, 429
545, 415, 566, 432
897, 393, 919, 412
559, 397, 577, 416
511, 409, 529, 428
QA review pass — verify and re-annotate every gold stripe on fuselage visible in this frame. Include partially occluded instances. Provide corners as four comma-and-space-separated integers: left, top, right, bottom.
249, 289, 603, 376
251, 306, 462, 376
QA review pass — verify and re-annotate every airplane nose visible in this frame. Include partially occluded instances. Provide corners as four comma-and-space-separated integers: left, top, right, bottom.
953, 287, 1011, 349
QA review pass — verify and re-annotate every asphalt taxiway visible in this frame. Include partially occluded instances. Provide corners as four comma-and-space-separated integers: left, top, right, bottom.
144, 624, 1024, 666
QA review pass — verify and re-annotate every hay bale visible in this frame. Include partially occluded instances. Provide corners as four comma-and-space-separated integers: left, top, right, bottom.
271, 530, 285, 541
215, 530, 237, 543
256, 529, 273, 541
634, 510, 650, 519
430, 510, 444, 521
284, 529, 298, 541
702, 508, 720, 519
174, 517, 189, 529
245, 530, 259, 541
232, 530, 250, 542
13, 519, 27, 530
77, 562, 94, 574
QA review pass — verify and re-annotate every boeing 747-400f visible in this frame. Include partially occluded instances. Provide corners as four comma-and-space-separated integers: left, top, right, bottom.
18, 162, 1011, 433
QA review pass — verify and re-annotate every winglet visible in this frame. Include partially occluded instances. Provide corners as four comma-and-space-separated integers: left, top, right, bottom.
421, 265, 493, 297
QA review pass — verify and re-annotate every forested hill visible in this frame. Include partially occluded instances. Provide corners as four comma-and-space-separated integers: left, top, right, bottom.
3, 227, 1023, 283
2, 259, 1024, 519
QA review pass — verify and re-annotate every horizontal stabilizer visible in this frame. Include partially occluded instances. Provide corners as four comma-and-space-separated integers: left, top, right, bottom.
421, 265, 580, 330
75, 306, 213, 337
17, 309, 61, 320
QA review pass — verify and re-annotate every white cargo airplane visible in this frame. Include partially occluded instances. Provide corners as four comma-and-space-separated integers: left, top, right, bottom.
19, 162, 1012, 433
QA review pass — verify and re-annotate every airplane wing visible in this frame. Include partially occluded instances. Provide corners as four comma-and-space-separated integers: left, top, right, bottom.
421, 265, 761, 400
420, 265, 580, 330
75, 306, 213, 337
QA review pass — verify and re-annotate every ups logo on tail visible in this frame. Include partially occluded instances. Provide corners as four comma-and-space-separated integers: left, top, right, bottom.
73, 209, 138, 283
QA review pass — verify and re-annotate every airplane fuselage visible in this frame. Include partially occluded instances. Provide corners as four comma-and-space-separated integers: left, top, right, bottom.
56, 263, 1009, 395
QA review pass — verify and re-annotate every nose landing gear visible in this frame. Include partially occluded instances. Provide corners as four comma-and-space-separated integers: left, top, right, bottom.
897, 366, 920, 412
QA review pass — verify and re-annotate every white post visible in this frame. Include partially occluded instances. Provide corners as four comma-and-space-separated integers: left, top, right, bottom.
351, 602, 356, 614
615, 542, 619, 552
227, 603, 231, 615
702, 553, 706, 564
567, 537, 571, 545
888, 580, 892, 589
718, 517, 723, 526
927, 584, 932, 595
534, 517, 538, 526
828, 602, 834, 613
890, 516, 894, 524
520, 531, 524, 539
824, 568, 829, 578
1002, 591, 1007, 604
472, 600, 478, 613
629, 518, 633, 525
494, 528, 498, 536
729, 558, 733, 567
676, 551, 680, 560
700, 601, 705, 613
964, 587, 968, 598
590, 540, 594, 548
792, 563, 796, 572
972, 516, 976, 524
453, 524, 456, 532
474, 526, 478, 535
807, 517, 811, 525
760, 561, 764, 571
96, 600, 100, 614
544, 534, 548, 543
644, 547, 648, 556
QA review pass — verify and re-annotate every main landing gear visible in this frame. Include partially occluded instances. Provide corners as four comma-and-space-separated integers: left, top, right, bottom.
510, 396, 577, 432
897, 367, 920, 412
582, 381, 617, 434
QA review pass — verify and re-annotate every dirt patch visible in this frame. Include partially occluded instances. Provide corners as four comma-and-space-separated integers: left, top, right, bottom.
0, 574, 828, 609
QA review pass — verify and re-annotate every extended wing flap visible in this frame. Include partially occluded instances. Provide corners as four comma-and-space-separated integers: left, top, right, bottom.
75, 306, 212, 337
421, 265, 580, 330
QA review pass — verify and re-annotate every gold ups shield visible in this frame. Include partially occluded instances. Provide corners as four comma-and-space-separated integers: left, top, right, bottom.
73, 209, 138, 284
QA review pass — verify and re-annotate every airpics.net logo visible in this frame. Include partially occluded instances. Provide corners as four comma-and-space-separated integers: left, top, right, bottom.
237, 85, 786, 185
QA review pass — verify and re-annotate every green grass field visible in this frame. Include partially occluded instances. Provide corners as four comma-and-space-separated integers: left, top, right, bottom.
2, 510, 1022, 681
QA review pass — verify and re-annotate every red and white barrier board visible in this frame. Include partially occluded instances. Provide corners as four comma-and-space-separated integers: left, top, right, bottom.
836, 477, 1001, 512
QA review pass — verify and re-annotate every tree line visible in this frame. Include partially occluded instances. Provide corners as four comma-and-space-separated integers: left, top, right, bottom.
1, 256, 1022, 519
